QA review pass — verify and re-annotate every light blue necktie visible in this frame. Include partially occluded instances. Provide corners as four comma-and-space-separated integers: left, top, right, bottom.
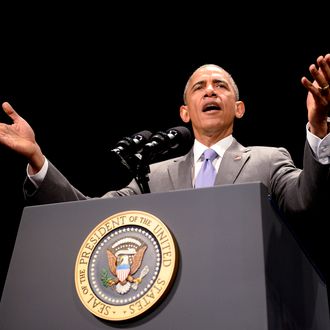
195, 148, 218, 188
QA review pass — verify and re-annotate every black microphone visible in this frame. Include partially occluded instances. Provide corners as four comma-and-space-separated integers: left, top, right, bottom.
111, 130, 153, 158
141, 126, 191, 161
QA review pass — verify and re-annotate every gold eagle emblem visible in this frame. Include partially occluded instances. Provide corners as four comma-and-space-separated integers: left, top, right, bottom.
105, 237, 148, 294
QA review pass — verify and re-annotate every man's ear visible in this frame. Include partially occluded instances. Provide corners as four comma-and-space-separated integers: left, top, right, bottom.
235, 101, 245, 119
180, 105, 190, 123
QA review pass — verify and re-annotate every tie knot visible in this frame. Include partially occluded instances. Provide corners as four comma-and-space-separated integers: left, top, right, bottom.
203, 148, 218, 161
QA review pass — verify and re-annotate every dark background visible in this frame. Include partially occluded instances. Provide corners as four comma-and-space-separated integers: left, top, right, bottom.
0, 7, 329, 303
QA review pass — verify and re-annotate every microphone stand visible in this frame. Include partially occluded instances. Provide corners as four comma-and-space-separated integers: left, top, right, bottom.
134, 154, 151, 194
115, 152, 151, 194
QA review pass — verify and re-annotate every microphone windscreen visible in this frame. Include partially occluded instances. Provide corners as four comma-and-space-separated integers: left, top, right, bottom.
166, 126, 192, 149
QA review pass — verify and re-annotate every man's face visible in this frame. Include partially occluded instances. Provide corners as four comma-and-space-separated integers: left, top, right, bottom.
181, 65, 241, 141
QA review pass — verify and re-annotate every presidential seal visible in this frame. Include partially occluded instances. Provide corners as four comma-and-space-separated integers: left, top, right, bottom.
74, 210, 178, 321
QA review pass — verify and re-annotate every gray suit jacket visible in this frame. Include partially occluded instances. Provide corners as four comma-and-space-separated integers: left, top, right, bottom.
24, 138, 330, 217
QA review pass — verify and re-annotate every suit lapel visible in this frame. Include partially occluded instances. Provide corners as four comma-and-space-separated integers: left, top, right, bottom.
168, 150, 194, 190
215, 139, 251, 185
165, 139, 250, 189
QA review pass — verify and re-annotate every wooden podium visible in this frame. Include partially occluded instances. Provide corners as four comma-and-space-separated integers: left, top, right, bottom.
0, 182, 329, 329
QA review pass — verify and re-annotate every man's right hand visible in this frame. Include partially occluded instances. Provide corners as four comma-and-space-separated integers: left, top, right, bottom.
0, 102, 45, 174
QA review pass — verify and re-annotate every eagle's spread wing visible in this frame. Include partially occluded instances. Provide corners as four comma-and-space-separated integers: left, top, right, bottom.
130, 245, 147, 275
106, 249, 117, 276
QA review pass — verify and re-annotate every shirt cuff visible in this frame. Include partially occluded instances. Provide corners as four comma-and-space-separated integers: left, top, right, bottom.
306, 121, 330, 164
26, 157, 49, 188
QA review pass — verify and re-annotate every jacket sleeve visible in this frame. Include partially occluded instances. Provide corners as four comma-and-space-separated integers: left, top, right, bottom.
23, 160, 140, 205
271, 141, 330, 217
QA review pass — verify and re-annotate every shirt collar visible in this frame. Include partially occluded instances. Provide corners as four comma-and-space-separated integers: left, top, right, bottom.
193, 135, 234, 163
